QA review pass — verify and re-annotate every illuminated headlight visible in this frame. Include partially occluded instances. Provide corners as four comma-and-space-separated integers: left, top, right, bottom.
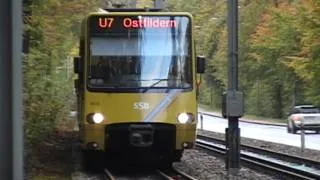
92, 113, 104, 123
177, 113, 194, 124
87, 113, 104, 124
295, 120, 301, 125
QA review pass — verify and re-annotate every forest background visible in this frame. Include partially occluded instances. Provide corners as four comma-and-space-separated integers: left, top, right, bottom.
23, 0, 320, 143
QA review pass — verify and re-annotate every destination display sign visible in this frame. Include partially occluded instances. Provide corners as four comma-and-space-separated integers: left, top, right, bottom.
89, 15, 189, 35
98, 17, 177, 29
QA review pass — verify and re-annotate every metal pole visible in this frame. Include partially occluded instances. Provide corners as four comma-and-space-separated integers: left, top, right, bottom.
225, 0, 240, 174
12, 0, 24, 179
226, 117, 240, 172
200, 114, 203, 130
228, 0, 238, 89
300, 119, 305, 156
210, 86, 213, 105
0, 0, 23, 179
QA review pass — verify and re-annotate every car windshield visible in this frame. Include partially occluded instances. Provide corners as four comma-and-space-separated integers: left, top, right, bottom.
296, 107, 320, 114
87, 15, 192, 90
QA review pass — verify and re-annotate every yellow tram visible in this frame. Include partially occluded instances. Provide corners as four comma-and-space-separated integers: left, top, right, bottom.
73, 8, 205, 170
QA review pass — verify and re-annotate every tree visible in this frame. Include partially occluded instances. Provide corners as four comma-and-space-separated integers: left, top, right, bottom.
24, 0, 101, 142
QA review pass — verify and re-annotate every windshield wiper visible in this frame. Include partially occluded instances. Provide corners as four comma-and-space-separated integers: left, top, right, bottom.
150, 78, 169, 87
142, 79, 169, 93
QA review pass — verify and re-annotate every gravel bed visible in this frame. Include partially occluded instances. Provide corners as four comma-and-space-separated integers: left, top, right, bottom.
172, 130, 320, 180
198, 130, 320, 162
174, 149, 280, 180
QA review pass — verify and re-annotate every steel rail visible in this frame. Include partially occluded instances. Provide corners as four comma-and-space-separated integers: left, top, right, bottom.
196, 139, 320, 180
103, 168, 116, 180
197, 133, 320, 169
173, 167, 198, 180
157, 169, 175, 180
157, 167, 198, 180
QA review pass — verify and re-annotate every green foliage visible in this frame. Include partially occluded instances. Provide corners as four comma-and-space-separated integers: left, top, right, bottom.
169, 0, 320, 118
285, 0, 320, 106
24, 0, 100, 143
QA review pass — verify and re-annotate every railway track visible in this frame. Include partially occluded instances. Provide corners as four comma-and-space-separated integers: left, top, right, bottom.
103, 168, 115, 180
196, 135, 320, 180
197, 134, 320, 169
102, 166, 198, 180
157, 167, 198, 180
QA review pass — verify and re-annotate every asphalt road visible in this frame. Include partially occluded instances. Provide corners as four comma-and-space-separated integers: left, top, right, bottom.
197, 113, 320, 151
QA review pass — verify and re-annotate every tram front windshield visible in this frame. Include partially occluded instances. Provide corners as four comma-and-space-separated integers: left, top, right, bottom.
88, 15, 192, 90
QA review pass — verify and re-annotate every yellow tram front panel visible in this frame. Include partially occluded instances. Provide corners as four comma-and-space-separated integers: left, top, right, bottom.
82, 91, 197, 151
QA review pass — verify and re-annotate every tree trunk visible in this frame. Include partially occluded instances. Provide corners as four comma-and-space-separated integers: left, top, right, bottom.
273, 0, 278, 8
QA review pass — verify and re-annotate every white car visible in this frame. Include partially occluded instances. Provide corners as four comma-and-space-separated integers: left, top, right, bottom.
287, 105, 320, 134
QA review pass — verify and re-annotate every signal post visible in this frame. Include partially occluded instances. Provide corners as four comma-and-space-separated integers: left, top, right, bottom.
222, 0, 243, 175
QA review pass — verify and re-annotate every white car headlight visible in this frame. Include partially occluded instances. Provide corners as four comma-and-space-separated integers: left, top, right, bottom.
295, 120, 301, 125
177, 113, 194, 124
92, 113, 104, 124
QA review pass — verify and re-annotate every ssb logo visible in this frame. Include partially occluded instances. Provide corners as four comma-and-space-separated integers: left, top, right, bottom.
133, 102, 150, 110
